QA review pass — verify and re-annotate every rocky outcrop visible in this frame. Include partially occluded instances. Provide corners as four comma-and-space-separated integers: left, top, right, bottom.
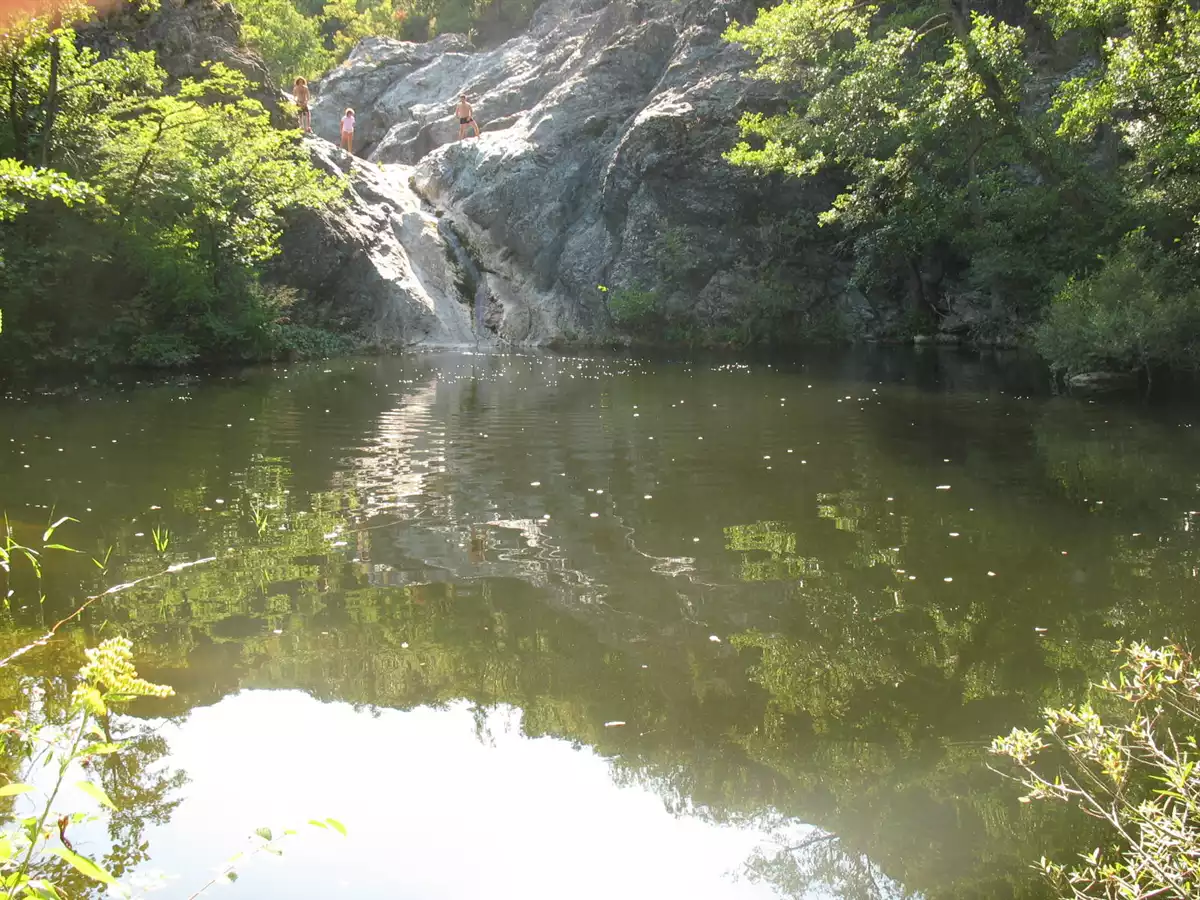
310, 0, 849, 343
271, 141, 487, 347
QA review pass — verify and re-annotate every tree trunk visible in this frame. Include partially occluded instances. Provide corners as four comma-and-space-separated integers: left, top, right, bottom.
907, 258, 928, 314
8, 56, 26, 163
39, 36, 59, 167
967, 144, 982, 225
939, 0, 1066, 187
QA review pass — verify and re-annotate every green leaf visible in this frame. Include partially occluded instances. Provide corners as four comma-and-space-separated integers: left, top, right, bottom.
75, 781, 116, 810
1, 869, 25, 888
46, 847, 116, 884
0, 784, 35, 798
226, 871, 238, 884
307, 819, 328, 829
325, 817, 347, 837
255, 827, 273, 841
0, 836, 13, 861
42, 517, 77, 543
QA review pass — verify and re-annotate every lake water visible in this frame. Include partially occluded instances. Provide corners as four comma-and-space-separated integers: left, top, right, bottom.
1, 348, 1198, 899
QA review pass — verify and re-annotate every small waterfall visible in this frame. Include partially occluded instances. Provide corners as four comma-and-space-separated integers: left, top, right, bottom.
437, 218, 490, 340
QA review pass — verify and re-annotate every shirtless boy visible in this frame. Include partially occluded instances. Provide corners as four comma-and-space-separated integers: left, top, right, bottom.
456, 94, 481, 140
293, 77, 312, 133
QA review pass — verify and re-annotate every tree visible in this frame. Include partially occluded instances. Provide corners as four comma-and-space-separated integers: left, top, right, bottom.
235, 0, 331, 82
1042, 0, 1200, 242
0, 5, 344, 367
724, 0, 1088, 313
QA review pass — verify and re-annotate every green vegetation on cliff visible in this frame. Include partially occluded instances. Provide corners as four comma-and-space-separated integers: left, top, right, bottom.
0, 1, 344, 372
235, 0, 542, 82
726, 0, 1200, 374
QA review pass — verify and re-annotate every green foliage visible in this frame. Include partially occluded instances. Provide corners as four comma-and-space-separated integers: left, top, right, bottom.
0, 509, 350, 898
0, 10, 346, 370
993, 642, 1200, 900
234, 0, 543, 81
725, 0, 1083, 300
236, 0, 332, 81
1035, 232, 1200, 375
0, 637, 175, 898
603, 285, 660, 332
0, 160, 99, 222
724, 0, 1200, 369
275, 323, 358, 358
321, 0, 424, 52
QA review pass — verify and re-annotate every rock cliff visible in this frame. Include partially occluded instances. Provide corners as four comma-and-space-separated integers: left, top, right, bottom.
307, 0, 851, 344
272, 142, 486, 347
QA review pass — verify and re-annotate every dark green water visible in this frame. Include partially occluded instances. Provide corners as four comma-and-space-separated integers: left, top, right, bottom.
1, 349, 1198, 899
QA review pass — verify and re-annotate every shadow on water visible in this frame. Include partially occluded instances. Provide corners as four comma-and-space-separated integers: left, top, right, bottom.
1, 347, 1199, 899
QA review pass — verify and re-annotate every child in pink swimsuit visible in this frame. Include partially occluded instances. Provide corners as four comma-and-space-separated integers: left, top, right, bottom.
340, 108, 355, 155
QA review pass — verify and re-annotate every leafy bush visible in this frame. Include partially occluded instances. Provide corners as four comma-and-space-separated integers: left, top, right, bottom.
1035, 233, 1200, 376
236, 0, 332, 81
127, 333, 200, 368
0, 9, 343, 370
603, 286, 660, 333
235, 0, 545, 82
275, 323, 357, 358
992, 642, 1200, 900
0, 515, 348, 896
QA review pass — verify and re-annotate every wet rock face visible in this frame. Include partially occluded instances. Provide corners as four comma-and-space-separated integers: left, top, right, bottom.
271, 141, 482, 347
310, 0, 847, 343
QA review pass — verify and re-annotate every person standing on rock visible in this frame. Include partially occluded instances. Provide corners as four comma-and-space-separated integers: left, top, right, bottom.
456, 94, 480, 140
293, 77, 312, 133
340, 107, 356, 156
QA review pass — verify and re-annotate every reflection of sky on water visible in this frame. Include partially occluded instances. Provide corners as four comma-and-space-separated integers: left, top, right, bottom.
134, 692, 785, 899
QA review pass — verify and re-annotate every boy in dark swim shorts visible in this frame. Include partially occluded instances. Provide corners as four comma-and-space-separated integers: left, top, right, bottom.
456, 94, 481, 140
293, 77, 311, 133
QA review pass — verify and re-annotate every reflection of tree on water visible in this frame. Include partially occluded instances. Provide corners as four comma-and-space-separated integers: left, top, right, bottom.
94, 716, 189, 884
0, 657, 188, 898
744, 830, 916, 900
77, 451, 1132, 897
